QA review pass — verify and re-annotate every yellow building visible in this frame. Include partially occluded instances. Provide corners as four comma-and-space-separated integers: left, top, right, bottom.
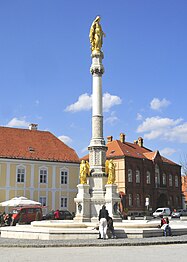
0, 124, 80, 214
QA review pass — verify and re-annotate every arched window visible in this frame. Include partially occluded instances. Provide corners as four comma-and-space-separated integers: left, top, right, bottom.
128, 194, 133, 206
163, 173, 166, 185
169, 174, 173, 187
16, 165, 25, 183
136, 194, 140, 207
175, 176, 178, 187
155, 164, 160, 187
39, 167, 48, 184
136, 170, 140, 183
146, 171, 151, 184
128, 169, 132, 183
60, 168, 69, 184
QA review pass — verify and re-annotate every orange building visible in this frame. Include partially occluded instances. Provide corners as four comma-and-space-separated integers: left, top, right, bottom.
106, 133, 182, 215
84, 133, 182, 216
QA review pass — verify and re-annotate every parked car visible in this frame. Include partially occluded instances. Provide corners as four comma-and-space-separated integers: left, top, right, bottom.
42, 210, 73, 220
152, 207, 171, 218
171, 209, 187, 218
11, 206, 42, 225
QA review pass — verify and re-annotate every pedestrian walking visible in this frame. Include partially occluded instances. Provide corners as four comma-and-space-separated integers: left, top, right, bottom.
98, 205, 109, 239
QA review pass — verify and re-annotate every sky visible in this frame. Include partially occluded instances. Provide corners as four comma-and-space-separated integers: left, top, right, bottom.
0, 1, 187, 166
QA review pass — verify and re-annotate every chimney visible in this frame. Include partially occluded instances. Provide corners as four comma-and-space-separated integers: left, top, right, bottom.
134, 140, 138, 144
120, 133, 125, 143
138, 137, 143, 147
107, 136, 113, 143
29, 123, 38, 130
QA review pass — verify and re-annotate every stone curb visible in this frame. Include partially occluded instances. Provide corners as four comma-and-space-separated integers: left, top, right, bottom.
1, 236, 187, 248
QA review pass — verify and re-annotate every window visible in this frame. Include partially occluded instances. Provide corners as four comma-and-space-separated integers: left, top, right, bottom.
169, 174, 173, 187
155, 164, 160, 187
146, 171, 151, 184
17, 166, 25, 183
175, 176, 178, 187
163, 173, 166, 185
128, 169, 133, 182
61, 170, 68, 184
128, 194, 133, 207
136, 194, 140, 207
39, 196, 47, 206
61, 197, 67, 208
176, 196, 179, 206
39, 168, 47, 183
136, 170, 140, 183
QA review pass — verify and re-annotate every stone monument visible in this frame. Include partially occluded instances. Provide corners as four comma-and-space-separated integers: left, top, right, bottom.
74, 16, 121, 222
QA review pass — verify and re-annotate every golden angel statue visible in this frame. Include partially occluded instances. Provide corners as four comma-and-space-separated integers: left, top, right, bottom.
89, 16, 105, 53
105, 159, 116, 184
79, 160, 90, 184
105, 159, 109, 175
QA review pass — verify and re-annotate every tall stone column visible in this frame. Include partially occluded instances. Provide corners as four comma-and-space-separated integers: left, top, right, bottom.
87, 16, 108, 221
74, 16, 121, 222
88, 51, 107, 176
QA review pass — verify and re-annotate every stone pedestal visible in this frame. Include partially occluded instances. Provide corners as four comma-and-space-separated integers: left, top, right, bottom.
105, 184, 122, 221
74, 184, 91, 222
89, 176, 108, 222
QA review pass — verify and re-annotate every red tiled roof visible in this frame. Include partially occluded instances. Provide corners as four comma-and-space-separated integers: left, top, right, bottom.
107, 140, 150, 159
83, 139, 178, 165
107, 140, 177, 165
0, 126, 79, 163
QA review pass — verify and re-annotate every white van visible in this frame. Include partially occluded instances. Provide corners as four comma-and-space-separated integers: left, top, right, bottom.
152, 207, 171, 218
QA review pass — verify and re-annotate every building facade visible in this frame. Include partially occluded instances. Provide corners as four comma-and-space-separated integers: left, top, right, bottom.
106, 133, 182, 216
0, 125, 80, 213
181, 176, 187, 209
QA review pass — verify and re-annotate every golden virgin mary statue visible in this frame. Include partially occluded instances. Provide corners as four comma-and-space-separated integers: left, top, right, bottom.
89, 16, 105, 54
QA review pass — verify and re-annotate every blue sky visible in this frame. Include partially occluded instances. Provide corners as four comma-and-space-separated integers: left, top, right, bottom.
0, 1, 187, 166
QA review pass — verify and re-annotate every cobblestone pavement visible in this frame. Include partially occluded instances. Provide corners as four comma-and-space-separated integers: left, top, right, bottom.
1, 235, 187, 248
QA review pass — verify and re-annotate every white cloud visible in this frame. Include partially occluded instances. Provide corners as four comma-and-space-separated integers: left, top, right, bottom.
104, 111, 119, 125
103, 92, 122, 112
65, 93, 92, 112
65, 92, 122, 113
58, 135, 72, 145
137, 116, 182, 133
6, 117, 30, 128
136, 113, 143, 121
160, 147, 177, 157
150, 98, 170, 111
137, 116, 187, 143
166, 123, 187, 143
